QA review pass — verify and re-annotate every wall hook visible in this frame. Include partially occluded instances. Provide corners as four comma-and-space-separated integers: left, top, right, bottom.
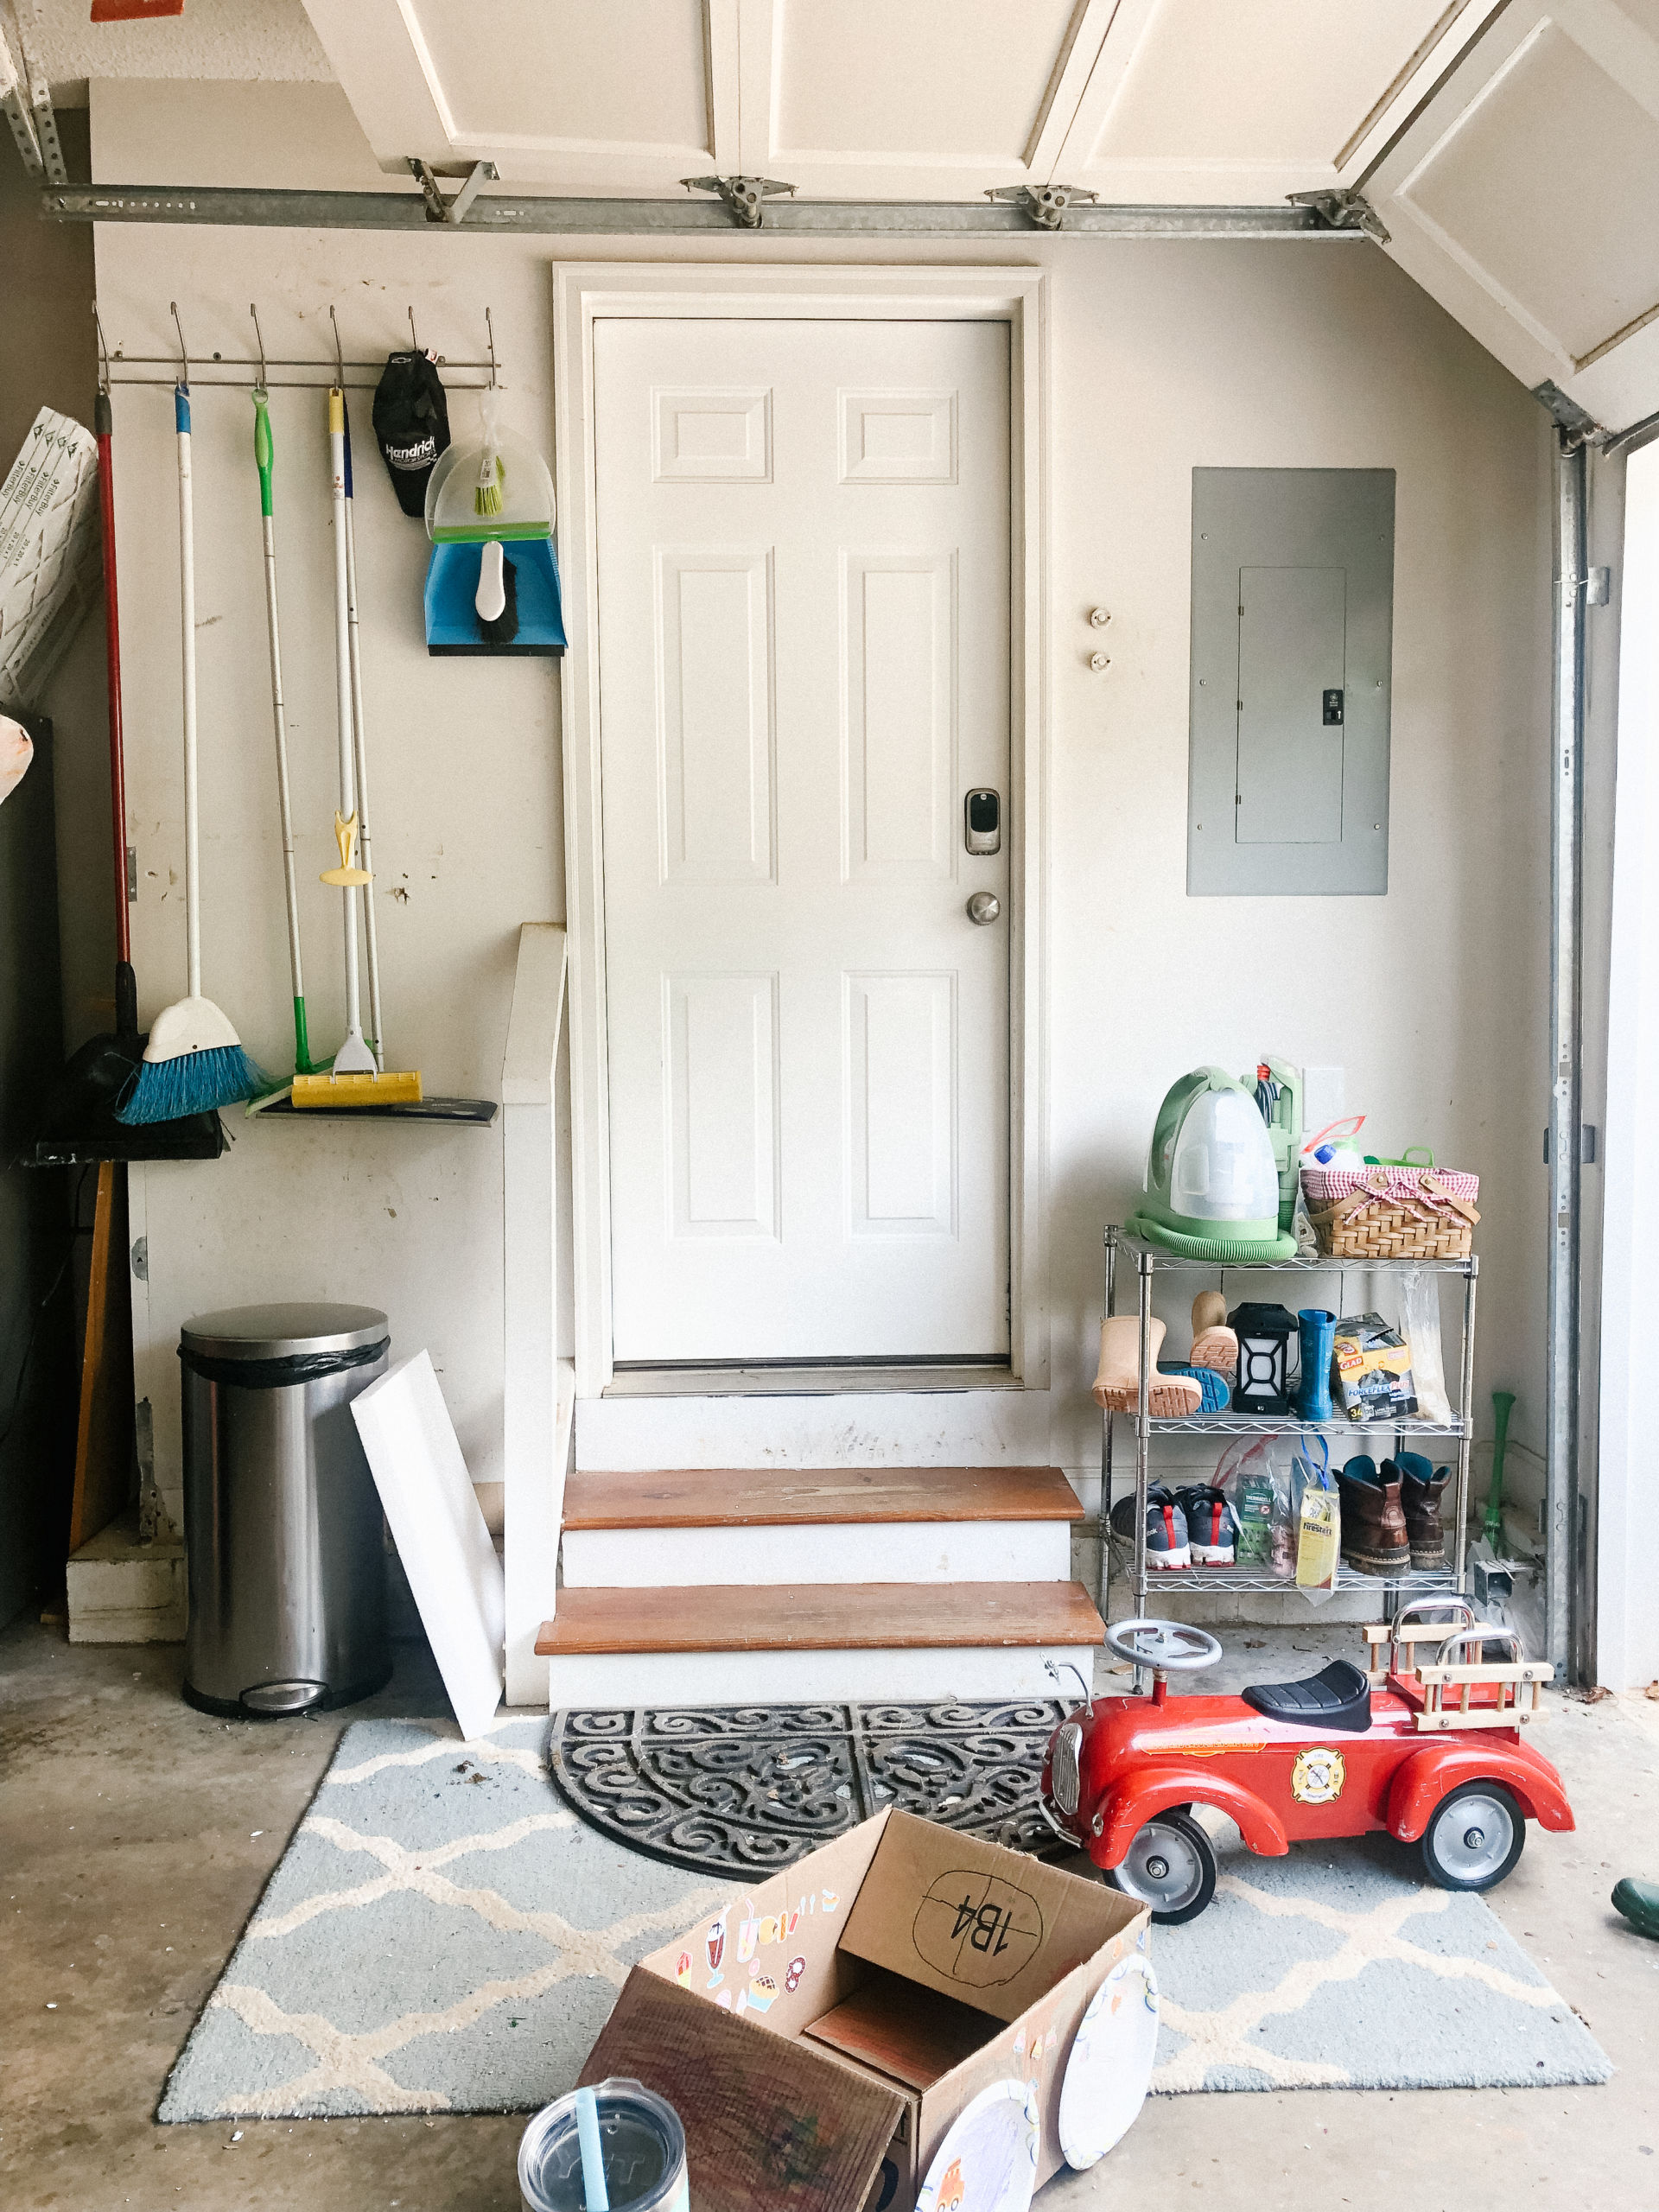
93, 303, 111, 396
249, 302, 269, 393
485, 305, 498, 389
327, 303, 346, 388
169, 300, 189, 386
408, 304, 419, 353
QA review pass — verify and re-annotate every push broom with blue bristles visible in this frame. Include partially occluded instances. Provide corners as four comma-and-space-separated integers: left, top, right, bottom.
118, 380, 264, 1125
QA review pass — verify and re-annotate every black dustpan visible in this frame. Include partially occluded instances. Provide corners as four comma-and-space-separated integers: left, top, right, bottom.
30, 1020, 225, 1166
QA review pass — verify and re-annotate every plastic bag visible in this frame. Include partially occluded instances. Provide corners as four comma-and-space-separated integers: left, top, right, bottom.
1396, 1269, 1452, 1425
1291, 1440, 1339, 1599
1214, 1434, 1298, 1576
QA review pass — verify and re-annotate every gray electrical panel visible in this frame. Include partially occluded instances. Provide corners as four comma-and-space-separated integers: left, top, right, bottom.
1187, 467, 1394, 895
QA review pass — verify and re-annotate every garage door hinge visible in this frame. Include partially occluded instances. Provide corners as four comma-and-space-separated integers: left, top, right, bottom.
984, 182, 1097, 230
405, 157, 499, 227
1286, 188, 1389, 245
1531, 379, 1605, 451
679, 174, 798, 227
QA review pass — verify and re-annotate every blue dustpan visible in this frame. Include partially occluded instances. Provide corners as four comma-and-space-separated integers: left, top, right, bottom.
423, 537, 566, 658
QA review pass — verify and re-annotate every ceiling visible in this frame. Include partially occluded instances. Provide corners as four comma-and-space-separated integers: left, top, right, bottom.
12, 0, 1659, 429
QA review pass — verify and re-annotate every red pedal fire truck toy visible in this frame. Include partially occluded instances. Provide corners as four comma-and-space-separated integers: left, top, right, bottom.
1039, 1599, 1573, 1923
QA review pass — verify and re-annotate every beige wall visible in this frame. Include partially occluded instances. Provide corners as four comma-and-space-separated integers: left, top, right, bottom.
92, 81, 1552, 1532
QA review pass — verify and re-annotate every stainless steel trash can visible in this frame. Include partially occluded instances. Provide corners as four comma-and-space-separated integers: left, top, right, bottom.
181, 1302, 391, 1717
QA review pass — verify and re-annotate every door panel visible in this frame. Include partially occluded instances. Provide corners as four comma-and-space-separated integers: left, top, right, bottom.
655, 547, 776, 883
597, 316, 1010, 1363
1235, 565, 1346, 845
665, 972, 780, 1239
845, 970, 957, 1237
842, 550, 956, 882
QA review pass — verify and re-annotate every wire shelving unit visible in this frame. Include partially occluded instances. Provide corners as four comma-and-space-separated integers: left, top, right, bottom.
1102, 1224, 1478, 1616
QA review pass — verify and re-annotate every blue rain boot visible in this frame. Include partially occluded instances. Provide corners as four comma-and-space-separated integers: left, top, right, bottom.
1296, 1309, 1336, 1422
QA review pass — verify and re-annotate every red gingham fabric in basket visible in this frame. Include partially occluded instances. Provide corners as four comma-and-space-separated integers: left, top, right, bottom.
1301, 1163, 1479, 1208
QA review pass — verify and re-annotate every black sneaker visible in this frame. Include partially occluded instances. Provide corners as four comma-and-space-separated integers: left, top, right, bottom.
1174, 1484, 1240, 1565
1109, 1484, 1190, 1569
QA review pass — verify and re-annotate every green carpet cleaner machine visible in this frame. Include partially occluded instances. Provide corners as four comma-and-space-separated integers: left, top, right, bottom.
1125, 1058, 1302, 1261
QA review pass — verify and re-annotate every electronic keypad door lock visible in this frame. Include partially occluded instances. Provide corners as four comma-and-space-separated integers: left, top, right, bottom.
964, 788, 1001, 855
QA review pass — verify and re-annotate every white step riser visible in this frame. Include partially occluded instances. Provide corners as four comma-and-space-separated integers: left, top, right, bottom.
561, 1521, 1071, 1589
575, 1390, 1053, 1471
545, 1643, 1098, 1709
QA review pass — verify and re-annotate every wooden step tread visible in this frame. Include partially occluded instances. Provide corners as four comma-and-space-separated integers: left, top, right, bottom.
562, 1465, 1083, 1530
537, 1580, 1103, 1656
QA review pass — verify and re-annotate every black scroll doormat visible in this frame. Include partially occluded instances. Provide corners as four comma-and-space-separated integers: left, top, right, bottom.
548, 1700, 1070, 1878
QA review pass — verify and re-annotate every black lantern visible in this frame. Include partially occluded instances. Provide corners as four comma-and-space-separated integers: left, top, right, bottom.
1229, 1302, 1297, 1415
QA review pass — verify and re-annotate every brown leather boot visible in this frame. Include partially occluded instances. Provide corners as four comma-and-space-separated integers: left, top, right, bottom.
1396, 1454, 1451, 1569
1336, 1457, 1410, 1575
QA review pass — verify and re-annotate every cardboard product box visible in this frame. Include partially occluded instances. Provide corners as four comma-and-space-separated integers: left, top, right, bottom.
579, 1809, 1151, 2212
1332, 1310, 1418, 1423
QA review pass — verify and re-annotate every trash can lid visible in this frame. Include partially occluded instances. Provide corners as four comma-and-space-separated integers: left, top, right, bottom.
181, 1303, 389, 1360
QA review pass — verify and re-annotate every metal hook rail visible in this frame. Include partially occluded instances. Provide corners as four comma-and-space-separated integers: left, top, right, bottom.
94, 299, 503, 391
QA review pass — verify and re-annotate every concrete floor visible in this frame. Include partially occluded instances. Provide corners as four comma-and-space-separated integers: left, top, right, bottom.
3, 1618, 1657, 2212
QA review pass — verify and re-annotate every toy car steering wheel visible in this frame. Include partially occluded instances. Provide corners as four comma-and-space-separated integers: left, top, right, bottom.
1107, 1619, 1224, 1672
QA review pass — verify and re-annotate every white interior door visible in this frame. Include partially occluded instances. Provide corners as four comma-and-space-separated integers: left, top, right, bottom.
596, 315, 1011, 1365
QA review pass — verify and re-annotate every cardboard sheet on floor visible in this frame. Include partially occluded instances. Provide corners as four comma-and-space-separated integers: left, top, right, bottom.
351, 1350, 504, 1738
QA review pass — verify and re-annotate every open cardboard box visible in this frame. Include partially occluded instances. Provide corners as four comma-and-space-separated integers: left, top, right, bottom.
579, 1809, 1151, 2212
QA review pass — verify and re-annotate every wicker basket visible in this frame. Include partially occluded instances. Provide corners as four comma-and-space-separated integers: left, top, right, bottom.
1302, 1165, 1479, 1261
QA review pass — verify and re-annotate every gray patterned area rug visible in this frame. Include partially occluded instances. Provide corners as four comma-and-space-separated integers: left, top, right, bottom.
548, 1699, 1068, 1875
158, 1718, 1610, 2121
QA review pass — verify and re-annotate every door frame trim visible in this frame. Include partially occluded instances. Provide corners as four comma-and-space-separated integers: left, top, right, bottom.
552, 262, 1050, 1398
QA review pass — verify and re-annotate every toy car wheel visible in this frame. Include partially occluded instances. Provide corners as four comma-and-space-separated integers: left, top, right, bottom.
1420, 1781, 1525, 1892
1106, 1810, 1217, 1924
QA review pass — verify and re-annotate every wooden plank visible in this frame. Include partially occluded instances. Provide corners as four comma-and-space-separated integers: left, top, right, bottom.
537, 1579, 1104, 1656
804, 1970, 996, 2092
67, 1162, 134, 1554
578, 1966, 902, 2212
563, 1465, 1084, 1529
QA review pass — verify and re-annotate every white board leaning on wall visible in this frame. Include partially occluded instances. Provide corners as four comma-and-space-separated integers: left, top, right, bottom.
352, 1350, 505, 1739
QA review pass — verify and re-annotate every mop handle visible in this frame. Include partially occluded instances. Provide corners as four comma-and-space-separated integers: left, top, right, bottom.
327, 388, 361, 1037
341, 407, 385, 1069
254, 392, 305, 1005
175, 384, 201, 1003
94, 391, 130, 970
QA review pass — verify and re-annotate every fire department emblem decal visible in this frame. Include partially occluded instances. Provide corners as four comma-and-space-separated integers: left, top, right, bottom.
1291, 1747, 1346, 1804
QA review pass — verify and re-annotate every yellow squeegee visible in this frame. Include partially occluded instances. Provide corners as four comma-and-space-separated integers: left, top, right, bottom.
294, 388, 423, 1111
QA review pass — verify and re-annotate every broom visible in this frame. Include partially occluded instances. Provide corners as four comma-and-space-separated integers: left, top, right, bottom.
290, 387, 420, 1109
118, 381, 264, 1124
251, 385, 325, 1082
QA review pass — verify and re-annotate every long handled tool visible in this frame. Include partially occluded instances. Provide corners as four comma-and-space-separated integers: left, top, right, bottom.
118, 377, 264, 1124
291, 388, 419, 1109
1484, 1389, 1516, 1548
341, 398, 385, 1069
31, 344, 222, 1162
251, 385, 325, 1080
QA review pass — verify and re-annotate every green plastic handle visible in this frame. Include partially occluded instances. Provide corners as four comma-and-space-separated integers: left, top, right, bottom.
252, 391, 274, 518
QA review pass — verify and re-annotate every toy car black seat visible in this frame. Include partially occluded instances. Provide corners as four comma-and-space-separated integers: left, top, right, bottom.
1241, 1658, 1372, 1733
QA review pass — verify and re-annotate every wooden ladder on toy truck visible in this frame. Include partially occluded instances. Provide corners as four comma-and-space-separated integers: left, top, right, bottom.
1363, 1599, 1554, 1732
